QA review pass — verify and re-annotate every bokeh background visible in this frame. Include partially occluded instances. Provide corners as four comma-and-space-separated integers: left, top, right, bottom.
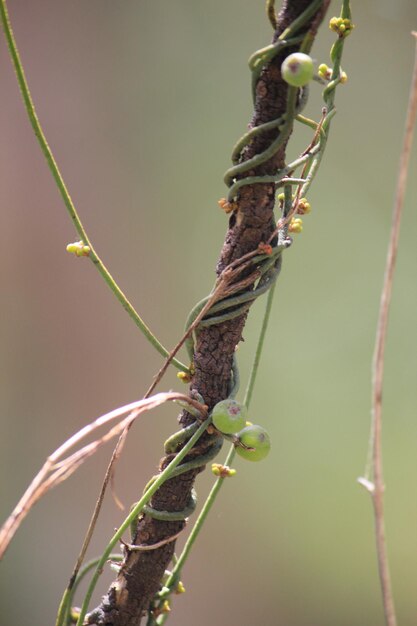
1, 1, 416, 625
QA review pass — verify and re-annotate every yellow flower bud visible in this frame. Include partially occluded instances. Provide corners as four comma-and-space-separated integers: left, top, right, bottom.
289, 217, 303, 233
297, 198, 311, 215
212, 463, 237, 478
66, 241, 90, 257
177, 371, 191, 383
175, 581, 186, 594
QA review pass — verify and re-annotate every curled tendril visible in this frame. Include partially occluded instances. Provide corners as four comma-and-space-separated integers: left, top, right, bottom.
142, 425, 223, 522
224, 0, 341, 207
266, 0, 278, 30
142, 0, 347, 545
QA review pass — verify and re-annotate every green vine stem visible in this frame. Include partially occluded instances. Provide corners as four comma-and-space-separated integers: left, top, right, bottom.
68, 416, 212, 626
148, 187, 295, 623
0, 0, 352, 622
145, 2, 353, 620
75, 0, 351, 617
56, 0, 352, 622
148, 441, 239, 626
148, 275, 279, 625
56, 555, 124, 626
0, 0, 189, 374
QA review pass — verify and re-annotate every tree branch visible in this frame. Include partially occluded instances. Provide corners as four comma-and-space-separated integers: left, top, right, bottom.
90, 2, 330, 624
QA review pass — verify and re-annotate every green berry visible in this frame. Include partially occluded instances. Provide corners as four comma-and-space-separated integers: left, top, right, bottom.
281, 53, 314, 87
211, 399, 248, 434
235, 425, 271, 462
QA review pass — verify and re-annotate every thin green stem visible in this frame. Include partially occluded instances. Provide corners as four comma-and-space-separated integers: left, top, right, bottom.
0, 0, 188, 374
151, 276, 278, 625
153, 445, 238, 626
266, 0, 277, 30
56, 555, 123, 626
74, 417, 211, 626
150, 8, 339, 614
243, 279, 277, 409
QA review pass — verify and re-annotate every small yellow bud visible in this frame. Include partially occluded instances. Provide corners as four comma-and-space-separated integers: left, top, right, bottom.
318, 64, 332, 80
161, 601, 171, 614
211, 463, 237, 478
288, 217, 303, 233
329, 16, 354, 37
297, 198, 311, 215
175, 581, 186, 594
329, 17, 339, 30
218, 198, 237, 214
177, 371, 192, 383
340, 71, 348, 84
66, 241, 90, 257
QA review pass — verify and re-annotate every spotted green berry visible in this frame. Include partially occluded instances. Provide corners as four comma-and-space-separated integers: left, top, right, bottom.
211, 399, 248, 434
235, 425, 271, 462
281, 52, 314, 87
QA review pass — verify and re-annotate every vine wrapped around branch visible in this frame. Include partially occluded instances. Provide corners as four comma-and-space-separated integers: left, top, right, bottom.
0, 0, 353, 624
85, 2, 333, 625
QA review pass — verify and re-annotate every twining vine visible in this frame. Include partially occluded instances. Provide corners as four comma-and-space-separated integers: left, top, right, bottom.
0, 1, 353, 626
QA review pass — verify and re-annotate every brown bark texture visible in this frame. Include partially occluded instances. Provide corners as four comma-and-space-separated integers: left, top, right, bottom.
89, 1, 330, 624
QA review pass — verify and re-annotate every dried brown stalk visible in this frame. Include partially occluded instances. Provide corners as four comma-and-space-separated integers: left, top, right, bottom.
358, 31, 417, 626
0, 392, 205, 561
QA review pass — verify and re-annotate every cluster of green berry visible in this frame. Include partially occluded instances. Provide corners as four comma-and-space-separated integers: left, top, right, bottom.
211, 399, 271, 462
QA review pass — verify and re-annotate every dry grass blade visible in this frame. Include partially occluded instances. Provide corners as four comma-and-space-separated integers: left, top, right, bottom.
0, 392, 207, 560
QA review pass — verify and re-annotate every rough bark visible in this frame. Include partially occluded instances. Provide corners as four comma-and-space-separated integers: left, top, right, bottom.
89, 1, 330, 624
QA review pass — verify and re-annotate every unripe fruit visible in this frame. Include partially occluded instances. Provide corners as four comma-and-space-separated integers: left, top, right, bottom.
235, 425, 271, 462
281, 53, 314, 87
211, 399, 248, 434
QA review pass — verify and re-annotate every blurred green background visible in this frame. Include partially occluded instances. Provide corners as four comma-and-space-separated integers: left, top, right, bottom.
1, 1, 416, 625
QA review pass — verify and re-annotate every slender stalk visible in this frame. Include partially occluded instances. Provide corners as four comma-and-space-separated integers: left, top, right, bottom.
56, 555, 123, 626
147, 4, 356, 614
74, 417, 211, 626
243, 281, 277, 408
360, 31, 417, 626
151, 281, 278, 624
153, 444, 238, 626
0, 0, 188, 373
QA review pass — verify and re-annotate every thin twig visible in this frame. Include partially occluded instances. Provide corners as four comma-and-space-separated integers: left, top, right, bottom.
124, 527, 185, 551
359, 32, 417, 626
68, 425, 132, 591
